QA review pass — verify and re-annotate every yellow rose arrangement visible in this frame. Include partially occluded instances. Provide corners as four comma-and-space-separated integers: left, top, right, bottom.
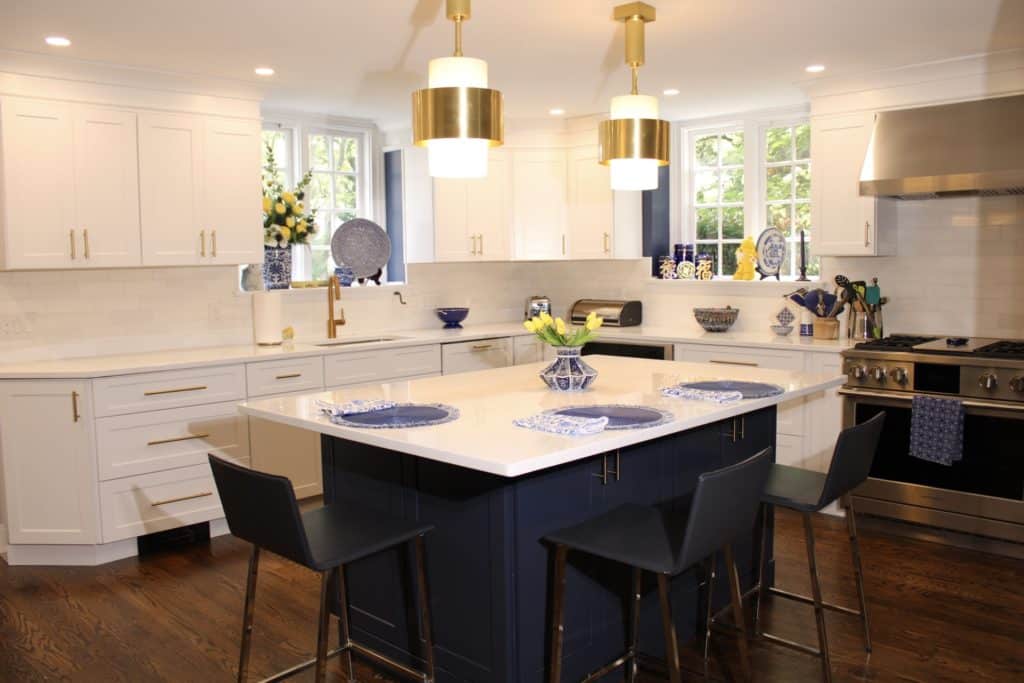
263, 140, 318, 247
523, 311, 603, 347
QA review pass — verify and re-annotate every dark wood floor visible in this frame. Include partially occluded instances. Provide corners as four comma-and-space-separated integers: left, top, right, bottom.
1, 508, 1022, 682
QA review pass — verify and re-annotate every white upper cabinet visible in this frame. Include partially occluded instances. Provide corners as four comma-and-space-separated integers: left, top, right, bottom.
567, 145, 614, 259
433, 176, 472, 261
433, 152, 510, 261
138, 112, 205, 265
811, 112, 889, 256
202, 117, 263, 265
512, 149, 567, 260
72, 107, 142, 268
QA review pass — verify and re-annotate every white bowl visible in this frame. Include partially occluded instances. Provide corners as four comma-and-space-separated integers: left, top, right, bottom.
771, 324, 794, 336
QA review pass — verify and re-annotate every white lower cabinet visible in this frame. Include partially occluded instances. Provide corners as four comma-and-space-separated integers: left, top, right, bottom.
324, 345, 441, 388
513, 336, 545, 365
0, 380, 99, 544
249, 391, 324, 501
442, 338, 514, 375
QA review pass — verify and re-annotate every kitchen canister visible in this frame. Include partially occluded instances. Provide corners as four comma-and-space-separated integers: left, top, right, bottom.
252, 290, 284, 346
799, 309, 814, 337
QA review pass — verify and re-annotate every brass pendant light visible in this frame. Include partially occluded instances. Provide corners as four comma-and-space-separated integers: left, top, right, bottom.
599, 2, 670, 190
412, 0, 504, 178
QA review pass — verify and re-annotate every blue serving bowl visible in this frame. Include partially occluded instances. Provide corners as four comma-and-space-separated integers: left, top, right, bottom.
436, 307, 470, 329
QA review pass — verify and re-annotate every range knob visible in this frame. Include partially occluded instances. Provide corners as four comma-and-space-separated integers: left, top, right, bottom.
978, 373, 998, 391
870, 367, 887, 382
1009, 376, 1024, 394
850, 365, 868, 380
889, 367, 909, 385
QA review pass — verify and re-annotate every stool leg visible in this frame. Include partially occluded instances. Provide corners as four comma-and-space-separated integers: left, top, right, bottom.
314, 570, 331, 683
548, 544, 569, 683
753, 502, 770, 636
846, 498, 872, 654
656, 574, 682, 683
336, 565, 355, 682
803, 513, 832, 683
627, 567, 642, 683
724, 545, 752, 682
413, 535, 437, 683
237, 545, 259, 683
701, 554, 717, 672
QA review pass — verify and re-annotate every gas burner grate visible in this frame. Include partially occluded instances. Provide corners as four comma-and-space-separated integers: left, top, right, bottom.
854, 335, 939, 351
973, 341, 1024, 359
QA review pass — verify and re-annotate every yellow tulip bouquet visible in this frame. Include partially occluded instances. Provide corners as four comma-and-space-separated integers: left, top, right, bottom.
523, 311, 604, 347
262, 141, 318, 247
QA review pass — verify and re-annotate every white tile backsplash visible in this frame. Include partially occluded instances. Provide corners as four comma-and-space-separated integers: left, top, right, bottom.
0, 194, 1019, 362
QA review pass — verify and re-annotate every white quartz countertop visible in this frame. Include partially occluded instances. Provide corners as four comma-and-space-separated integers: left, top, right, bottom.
0, 322, 850, 379
239, 356, 845, 477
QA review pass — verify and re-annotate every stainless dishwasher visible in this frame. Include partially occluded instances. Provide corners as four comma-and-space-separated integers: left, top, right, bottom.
582, 340, 674, 360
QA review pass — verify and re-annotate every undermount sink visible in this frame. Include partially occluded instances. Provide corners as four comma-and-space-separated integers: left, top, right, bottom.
315, 336, 409, 347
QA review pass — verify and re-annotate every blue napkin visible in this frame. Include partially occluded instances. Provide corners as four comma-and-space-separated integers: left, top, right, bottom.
909, 396, 965, 466
514, 413, 609, 436
316, 399, 397, 418
660, 386, 744, 403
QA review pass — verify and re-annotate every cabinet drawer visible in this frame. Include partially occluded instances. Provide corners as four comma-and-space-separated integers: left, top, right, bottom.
95, 401, 250, 481
246, 355, 324, 398
674, 343, 804, 372
324, 345, 441, 388
442, 338, 513, 375
513, 336, 544, 365
99, 462, 243, 543
93, 365, 246, 416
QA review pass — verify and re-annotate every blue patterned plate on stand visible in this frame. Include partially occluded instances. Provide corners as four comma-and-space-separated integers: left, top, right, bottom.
676, 381, 784, 399
548, 404, 674, 430
328, 403, 459, 429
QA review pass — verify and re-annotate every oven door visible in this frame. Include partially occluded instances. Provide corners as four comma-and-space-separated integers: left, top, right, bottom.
840, 388, 1024, 542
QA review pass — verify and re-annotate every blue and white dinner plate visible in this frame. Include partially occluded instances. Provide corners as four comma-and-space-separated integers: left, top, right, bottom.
548, 404, 674, 430
328, 403, 459, 429
676, 381, 784, 399
755, 228, 787, 277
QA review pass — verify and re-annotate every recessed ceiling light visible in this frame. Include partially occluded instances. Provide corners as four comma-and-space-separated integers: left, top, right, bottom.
549, 108, 566, 116
254, 66, 275, 76
804, 64, 826, 73
662, 88, 680, 96
45, 36, 71, 47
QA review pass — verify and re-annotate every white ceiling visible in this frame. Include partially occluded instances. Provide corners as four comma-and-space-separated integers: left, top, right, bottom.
2, 0, 1022, 128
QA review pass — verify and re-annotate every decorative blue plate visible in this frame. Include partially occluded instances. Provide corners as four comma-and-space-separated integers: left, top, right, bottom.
755, 228, 787, 277
676, 381, 784, 399
548, 404, 674, 430
331, 218, 391, 279
329, 403, 459, 429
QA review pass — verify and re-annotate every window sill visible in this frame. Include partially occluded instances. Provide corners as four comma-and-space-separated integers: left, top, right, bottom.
645, 277, 817, 297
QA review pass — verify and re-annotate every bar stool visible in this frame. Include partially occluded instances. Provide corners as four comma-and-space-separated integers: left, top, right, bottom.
744, 412, 885, 682
208, 455, 437, 683
544, 448, 773, 683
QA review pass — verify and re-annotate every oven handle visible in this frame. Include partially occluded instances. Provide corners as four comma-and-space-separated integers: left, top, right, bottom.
839, 387, 1024, 414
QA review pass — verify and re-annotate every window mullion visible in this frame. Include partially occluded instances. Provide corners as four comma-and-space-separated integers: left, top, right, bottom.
743, 119, 759, 240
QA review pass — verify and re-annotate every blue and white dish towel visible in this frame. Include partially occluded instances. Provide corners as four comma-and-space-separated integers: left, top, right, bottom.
514, 413, 609, 437
909, 396, 965, 466
316, 399, 397, 418
660, 385, 744, 404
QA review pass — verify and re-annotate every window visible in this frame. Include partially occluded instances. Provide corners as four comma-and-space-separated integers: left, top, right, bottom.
764, 123, 817, 277
261, 127, 294, 188
682, 113, 816, 280
693, 129, 745, 276
305, 131, 364, 281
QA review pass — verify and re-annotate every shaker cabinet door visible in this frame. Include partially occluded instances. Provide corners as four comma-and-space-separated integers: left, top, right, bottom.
567, 146, 614, 259
203, 116, 263, 264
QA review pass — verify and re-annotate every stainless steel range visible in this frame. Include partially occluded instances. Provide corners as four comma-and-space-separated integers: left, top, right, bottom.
840, 335, 1024, 553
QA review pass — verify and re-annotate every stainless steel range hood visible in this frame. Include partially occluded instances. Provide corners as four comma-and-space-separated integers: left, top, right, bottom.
859, 94, 1024, 199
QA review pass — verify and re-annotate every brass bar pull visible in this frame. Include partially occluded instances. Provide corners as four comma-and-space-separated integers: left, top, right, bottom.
143, 385, 208, 396
562, 234, 566, 256
83, 229, 90, 259
592, 454, 609, 485
212, 229, 217, 257
275, 373, 302, 380
469, 235, 476, 255
478, 233, 483, 255
71, 391, 81, 422
603, 232, 610, 254
147, 433, 210, 447
70, 229, 76, 260
709, 359, 759, 367
740, 416, 746, 440
151, 491, 213, 507
471, 344, 493, 352
200, 230, 206, 257
606, 450, 621, 481
731, 418, 738, 443
864, 221, 870, 247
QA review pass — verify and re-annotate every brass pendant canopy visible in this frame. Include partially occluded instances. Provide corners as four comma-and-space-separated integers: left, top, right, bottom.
599, 2, 670, 171
412, 0, 503, 149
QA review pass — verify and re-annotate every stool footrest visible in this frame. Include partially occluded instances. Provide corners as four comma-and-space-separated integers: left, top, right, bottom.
765, 584, 863, 617
258, 647, 345, 683
348, 641, 431, 682
759, 631, 823, 658
581, 648, 637, 683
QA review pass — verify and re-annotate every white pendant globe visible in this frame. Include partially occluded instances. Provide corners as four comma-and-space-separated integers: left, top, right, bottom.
608, 94, 662, 191
425, 57, 490, 178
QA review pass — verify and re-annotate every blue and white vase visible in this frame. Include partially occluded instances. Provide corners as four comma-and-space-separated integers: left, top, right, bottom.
540, 346, 598, 392
263, 245, 292, 290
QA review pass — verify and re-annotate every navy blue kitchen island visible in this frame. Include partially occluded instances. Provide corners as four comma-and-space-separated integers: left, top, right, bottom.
320, 406, 776, 682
